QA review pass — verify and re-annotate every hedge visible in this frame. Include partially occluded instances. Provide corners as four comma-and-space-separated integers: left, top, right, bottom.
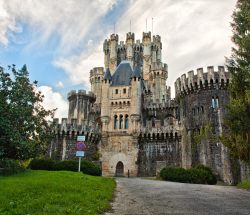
29, 159, 101, 176
160, 165, 217, 185
0, 159, 26, 176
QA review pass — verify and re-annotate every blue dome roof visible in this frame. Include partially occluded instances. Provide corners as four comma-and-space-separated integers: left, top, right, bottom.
111, 61, 133, 86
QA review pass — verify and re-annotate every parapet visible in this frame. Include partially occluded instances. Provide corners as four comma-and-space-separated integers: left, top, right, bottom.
126, 32, 135, 41
90, 67, 104, 77
52, 118, 101, 138
153, 35, 161, 43
175, 66, 231, 97
110, 33, 118, 41
142, 31, 151, 40
67, 89, 96, 100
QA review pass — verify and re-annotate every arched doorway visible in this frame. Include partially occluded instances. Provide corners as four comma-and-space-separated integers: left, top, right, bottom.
115, 161, 124, 177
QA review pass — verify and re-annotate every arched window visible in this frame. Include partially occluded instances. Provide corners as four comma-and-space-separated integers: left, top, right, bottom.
119, 115, 123, 129
114, 115, 118, 129
125, 114, 129, 129
212, 97, 215, 108
216, 96, 219, 108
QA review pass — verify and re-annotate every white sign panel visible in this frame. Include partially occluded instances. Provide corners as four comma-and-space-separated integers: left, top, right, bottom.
76, 151, 85, 157
77, 136, 85, 141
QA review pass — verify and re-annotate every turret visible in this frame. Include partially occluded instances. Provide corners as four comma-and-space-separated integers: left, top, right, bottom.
89, 67, 104, 105
101, 68, 111, 131
103, 39, 110, 69
126, 32, 135, 67
130, 66, 142, 131
109, 34, 118, 74
142, 32, 152, 80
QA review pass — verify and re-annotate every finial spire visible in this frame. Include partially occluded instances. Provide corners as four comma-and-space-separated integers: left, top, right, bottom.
130, 20, 131, 32
152, 17, 154, 35
146, 18, 147, 32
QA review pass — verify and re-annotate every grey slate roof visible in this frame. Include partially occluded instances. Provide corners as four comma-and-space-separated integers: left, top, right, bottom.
132, 66, 141, 78
111, 61, 133, 86
104, 68, 112, 80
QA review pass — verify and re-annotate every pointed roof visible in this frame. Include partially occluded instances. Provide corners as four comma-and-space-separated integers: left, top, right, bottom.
104, 68, 112, 80
111, 61, 133, 86
132, 66, 141, 78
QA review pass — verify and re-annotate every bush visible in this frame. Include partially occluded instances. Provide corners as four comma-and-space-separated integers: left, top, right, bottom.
0, 159, 25, 176
29, 159, 101, 176
81, 160, 101, 176
160, 165, 217, 185
29, 159, 55, 170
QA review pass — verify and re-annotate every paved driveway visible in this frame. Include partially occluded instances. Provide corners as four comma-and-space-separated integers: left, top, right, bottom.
105, 178, 250, 215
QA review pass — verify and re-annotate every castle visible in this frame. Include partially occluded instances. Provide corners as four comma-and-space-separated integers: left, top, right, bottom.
51, 32, 250, 184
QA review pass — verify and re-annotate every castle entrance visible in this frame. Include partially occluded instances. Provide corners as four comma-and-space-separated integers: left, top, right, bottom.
115, 161, 124, 177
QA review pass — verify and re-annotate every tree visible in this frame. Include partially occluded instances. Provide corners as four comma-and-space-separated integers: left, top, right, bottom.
222, 0, 250, 163
0, 65, 55, 160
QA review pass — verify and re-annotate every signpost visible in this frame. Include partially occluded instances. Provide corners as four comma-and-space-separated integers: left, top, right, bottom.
76, 135, 86, 172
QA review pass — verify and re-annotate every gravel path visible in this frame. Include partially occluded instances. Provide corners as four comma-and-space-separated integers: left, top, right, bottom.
105, 178, 250, 215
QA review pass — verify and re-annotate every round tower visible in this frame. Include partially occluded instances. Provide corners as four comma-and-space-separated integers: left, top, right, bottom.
126, 32, 135, 67
109, 34, 118, 74
142, 31, 152, 80
89, 67, 104, 105
103, 39, 110, 69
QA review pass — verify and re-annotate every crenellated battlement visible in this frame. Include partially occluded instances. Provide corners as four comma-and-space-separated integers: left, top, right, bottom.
67, 90, 95, 100
175, 66, 231, 97
90, 67, 104, 76
142, 31, 151, 40
126, 32, 135, 41
110, 33, 118, 41
143, 99, 177, 110
151, 62, 168, 72
153, 35, 161, 43
52, 118, 100, 138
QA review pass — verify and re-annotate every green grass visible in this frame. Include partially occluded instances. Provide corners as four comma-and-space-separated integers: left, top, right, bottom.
0, 170, 116, 215
238, 179, 250, 190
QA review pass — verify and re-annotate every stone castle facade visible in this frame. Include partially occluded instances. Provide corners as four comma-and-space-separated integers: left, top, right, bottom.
51, 32, 250, 184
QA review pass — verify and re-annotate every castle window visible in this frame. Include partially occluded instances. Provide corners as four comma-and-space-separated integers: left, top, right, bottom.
216, 97, 219, 108
98, 77, 100, 82
212, 97, 215, 108
201, 106, 204, 113
123, 88, 126, 94
115, 89, 118, 94
125, 114, 129, 129
119, 115, 123, 129
114, 115, 118, 129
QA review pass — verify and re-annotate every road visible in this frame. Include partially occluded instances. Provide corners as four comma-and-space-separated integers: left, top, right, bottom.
105, 178, 250, 215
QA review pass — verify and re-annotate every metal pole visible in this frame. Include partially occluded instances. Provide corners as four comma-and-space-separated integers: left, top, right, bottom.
78, 157, 81, 172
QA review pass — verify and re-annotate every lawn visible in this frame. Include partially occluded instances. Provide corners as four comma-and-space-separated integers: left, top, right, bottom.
238, 179, 250, 190
0, 170, 116, 215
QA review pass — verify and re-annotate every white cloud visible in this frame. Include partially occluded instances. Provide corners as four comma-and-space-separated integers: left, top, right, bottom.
56, 81, 64, 88
38, 86, 68, 119
0, 0, 117, 50
53, 44, 103, 89
115, 0, 237, 97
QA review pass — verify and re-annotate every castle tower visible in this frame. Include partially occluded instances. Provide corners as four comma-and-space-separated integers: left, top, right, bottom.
130, 66, 142, 132
109, 34, 119, 74
126, 32, 135, 67
90, 67, 104, 105
103, 39, 110, 69
142, 31, 152, 80
100, 68, 111, 132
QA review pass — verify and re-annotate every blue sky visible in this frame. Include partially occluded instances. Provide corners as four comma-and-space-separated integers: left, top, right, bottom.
0, 0, 237, 118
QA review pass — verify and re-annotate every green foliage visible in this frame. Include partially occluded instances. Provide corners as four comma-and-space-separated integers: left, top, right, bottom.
0, 170, 116, 214
0, 159, 25, 176
160, 165, 217, 185
238, 179, 250, 190
29, 159, 102, 176
0, 65, 55, 160
222, 0, 250, 163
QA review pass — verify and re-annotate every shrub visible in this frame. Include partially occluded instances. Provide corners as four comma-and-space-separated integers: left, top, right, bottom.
29, 159, 101, 176
160, 165, 217, 185
54, 160, 78, 172
0, 159, 25, 176
81, 160, 101, 176
29, 159, 55, 170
